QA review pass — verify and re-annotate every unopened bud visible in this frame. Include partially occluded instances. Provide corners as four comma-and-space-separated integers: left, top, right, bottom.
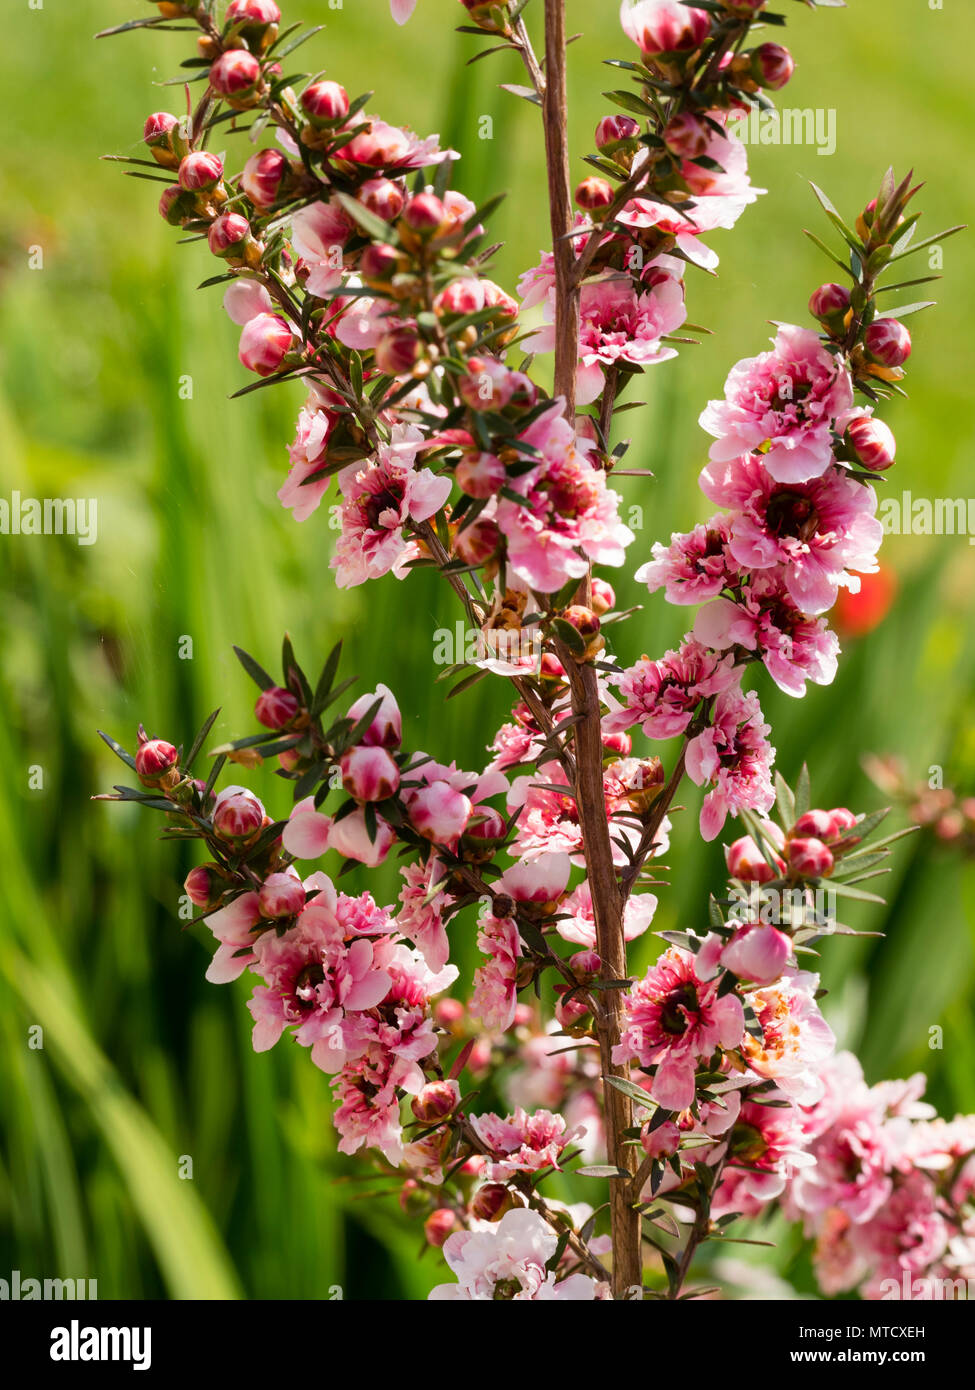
456, 449, 505, 499
258, 872, 306, 919
358, 177, 406, 221
374, 327, 423, 376
424, 1209, 459, 1248
864, 318, 912, 368
575, 177, 614, 213
560, 605, 604, 661
255, 685, 301, 730
590, 577, 616, 616
178, 150, 224, 192
209, 49, 262, 104
184, 863, 224, 909
135, 737, 179, 786
339, 745, 400, 802
470, 1183, 516, 1222
241, 148, 288, 209
749, 42, 794, 90
212, 786, 265, 842
663, 111, 710, 160
301, 80, 350, 127
624, 1, 710, 57
808, 281, 851, 329
238, 313, 293, 376
411, 1079, 460, 1125
208, 211, 253, 260
595, 114, 640, 151
787, 836, 834, 879
845, 415, 896, 472
143, 111, 181, 168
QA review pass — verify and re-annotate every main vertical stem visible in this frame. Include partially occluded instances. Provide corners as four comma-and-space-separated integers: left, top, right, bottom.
542, 0, 641, 1299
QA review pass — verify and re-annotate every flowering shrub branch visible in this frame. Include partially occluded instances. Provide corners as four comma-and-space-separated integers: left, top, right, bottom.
92, 0, 973, 1301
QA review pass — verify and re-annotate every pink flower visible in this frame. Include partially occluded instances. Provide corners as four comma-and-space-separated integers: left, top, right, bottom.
636, 516, 739, 605
334, 118, 456, 171
290, 200, 352, 296
429, 1208, 599, 1300
332, 428, 451, 587
223, 278, 273, 326
507, 764, 651, 867
742, 969, 835, 1103
471, 1106, 584, 1181
718, 923, 792, 985
700, 325, 854, 483
347, 682, 402, 747
713, 1091, 815, 1218
685, 684, 776, 841
397, 859, 452, 972
470, 912, 523, 1033
619, 0, 711, 58
693, 571, 840, 697
555, 880, 656, 949
525, 271, 686, 404
613, 947, 745, 1111
283, 796, 395, 868
401, 758, 507, 852
238, 312, 292, 376
332, 1045, 421, 1166
859, 1174, 949, 1299
495, 402, 633, 593
204, 890, 263, 983
700, 453, 882, 615
277, 392, 339, 521
607, 638, 737, 740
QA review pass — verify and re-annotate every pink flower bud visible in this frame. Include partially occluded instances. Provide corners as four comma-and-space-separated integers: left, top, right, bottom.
143, 111, 180, 166
663, 111, 710, 160
554, 986, 590, 1029
357, 177, 406, 221
725, 834, 780, 884
569, 950, 602, 978
453, 515, 499, 567
258, 872, 306, 919
411, 1079, 460, 1124
208, 211, 251, 257
470, 1182, 516, 1222
410, 782, 473, 845
212, 786, 265, 842
455, 450, 505, 499
574, 177, 614, 212
750, 43, 795, 90
808, 281, 851, 324
241, 148, 288, 209
640, 1118, 680, 1159
827, 807, 858, 837
864, 318, 912, 368
340, 745, 400, 802
178, 150, 224, 192
721, 923, 791, 985
622, 0, 710, 57
793, 807, 857, 843
846, 415, 896, 472
401, 192, 447, 234
238, 313, 293, 376
328, 808, 395, 866
374, 327, 422, 376
561, 605, 603, 661
209, 49, 262, 100
184, 864, 222, 909
159, 185, 194, 225
590, 577, 616, 616
255, 685, 300, 730
358, 242, 402, 288
436, 278, 485, 317
424, 1209, 459, 1248
602, 730, 632, 757
595, 114, 640, 150
346, 685, 402, 749
787, 836, 834, 878
461, 808, 507, 859
502, 370, 537, 413
226, 0, 281, 33
135, 738, 179, 785
301, 80, 350, 126
458, 356, 515, 412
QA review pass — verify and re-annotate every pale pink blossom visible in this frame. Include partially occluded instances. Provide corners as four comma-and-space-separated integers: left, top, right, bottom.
636, 516, 739, 605
685, 684, 776, 841
700, 324, 854, 484
742, 969, 835, 1104
556, 880, 656, 949
471, 1107, 584, 1181
470, 912, 523, 1033
429, 1208, 599, 1300
607, 638, 737, 740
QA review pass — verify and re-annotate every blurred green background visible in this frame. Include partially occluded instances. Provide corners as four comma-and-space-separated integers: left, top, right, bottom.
2, 0, 974, 1300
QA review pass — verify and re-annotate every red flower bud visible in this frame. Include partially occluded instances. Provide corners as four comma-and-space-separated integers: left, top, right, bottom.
226, 0, 281, 38
401, 192, 447, 234
178, 150, 224, 192
184, 864, 223, 909
808, 281, 851, 325
238, 313, 293, 376
640, 1118, 681, 1159
595, 114, 640, 150
787, 836, 834, 878
209, 49, 262, 101
301, 80, 350, 127
458, 356, 514, 412
411, 1080, 460, 1125
143, 111, 181, 167
212, 786, 265, 842
456, 450, 506, 499
135, 738, 179, 785
602, 730, 632, 758
436, 278, 485, 316
258, 872, 306, 919
241, 148, 288, 209
159, 185, 195, 226
725, 834, 782, 883
864, 318, 912, 368
574, 177, 614, 212
750, 43, 795, 90
208, 211, 251, 257
846, 415, 896, 472
561, 605, 604, 660
358, 242, 402, 288
254, 685, 300, 729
